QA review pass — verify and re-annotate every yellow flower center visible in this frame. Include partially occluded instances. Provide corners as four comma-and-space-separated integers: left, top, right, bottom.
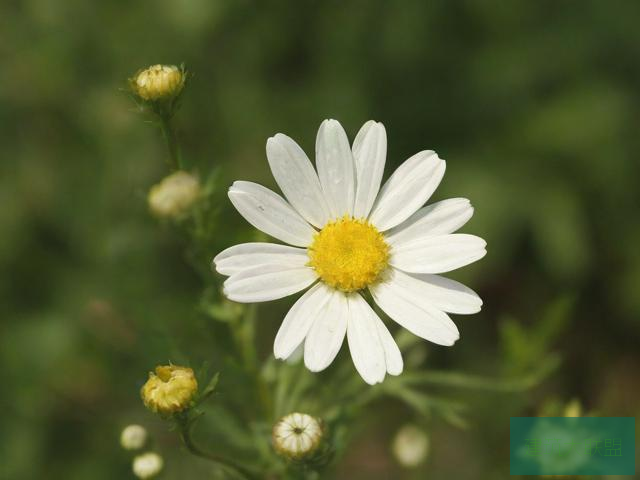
308, 216, 390, 292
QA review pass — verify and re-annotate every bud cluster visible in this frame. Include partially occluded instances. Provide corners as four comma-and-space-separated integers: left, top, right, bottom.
119, 425, 163, 479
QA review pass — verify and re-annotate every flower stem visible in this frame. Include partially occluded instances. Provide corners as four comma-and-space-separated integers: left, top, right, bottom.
159, 113, 182, 170
177, 415, 255, 479
229, 306, 273, 420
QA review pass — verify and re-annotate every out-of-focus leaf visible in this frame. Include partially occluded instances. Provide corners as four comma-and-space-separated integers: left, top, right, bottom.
501, 296, 574, 374
199, 372, 220, 403
390, 354, 560, 393
530, 184, 590, 282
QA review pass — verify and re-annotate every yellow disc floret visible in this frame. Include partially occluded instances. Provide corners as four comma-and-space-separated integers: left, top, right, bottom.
308, 216, 390, 292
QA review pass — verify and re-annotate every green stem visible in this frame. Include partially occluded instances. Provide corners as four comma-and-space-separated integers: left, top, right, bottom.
159, 114, 182, 170
273, 362, 294, 419
177, 415, 255, 479
228, 306, 272, 420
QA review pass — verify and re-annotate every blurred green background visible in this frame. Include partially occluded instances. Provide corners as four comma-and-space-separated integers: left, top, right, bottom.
1, 0, 639, 478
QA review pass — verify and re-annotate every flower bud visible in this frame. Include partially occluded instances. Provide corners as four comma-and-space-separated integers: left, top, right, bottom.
563, 398, 582, 418
132, 452, 163, 479
272, 412, 323, 460
141, 364, 198, 415
392, 425, 429, 468
120, 424, 147, 450
148, 171, 200, 219
131, 64, 185, 101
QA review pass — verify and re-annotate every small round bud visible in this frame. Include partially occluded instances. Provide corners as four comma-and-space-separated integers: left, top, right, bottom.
120, 424, 147, 450
563, 399, 582, 418
148, 171, 201, 219
392, 425, 429, 468
132, 452, 163, 479
132, 64, 185, 101
141, 364, 198, 415
272, 412, 323, 460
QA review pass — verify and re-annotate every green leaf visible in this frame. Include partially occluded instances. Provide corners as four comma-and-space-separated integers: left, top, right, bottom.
198, 372, 220, 404
393, 355, 560, 393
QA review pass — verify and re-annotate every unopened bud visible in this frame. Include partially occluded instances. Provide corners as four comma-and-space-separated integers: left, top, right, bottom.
131, 64, 185, 101
392, 425, 429, 468
563, 398, 582, 418
132, 452, 163, 479
120, 424, 147, 450
272, 412, 323, 460
141, 364, 198, 415
148, 171, 200, 219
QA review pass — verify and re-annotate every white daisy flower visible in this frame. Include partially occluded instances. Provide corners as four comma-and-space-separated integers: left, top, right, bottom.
214, 119, 486, 385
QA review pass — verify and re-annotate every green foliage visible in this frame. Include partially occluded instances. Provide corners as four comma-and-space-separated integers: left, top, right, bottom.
1, 1, 639, 479
501, 296, 574, 375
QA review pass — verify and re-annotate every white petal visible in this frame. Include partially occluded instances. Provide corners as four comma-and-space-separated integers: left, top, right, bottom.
315, 119, 355, 218
213, 242, 308, 276
266, 134, 331, 228
223, 264, 317, 303
390, 234, 487, 274
228, 181, 316, 247
274, 283, 332, 360
369, 151, 446, 231
370, 278, 460, 346
374, 315, 403, 376
304, 290, 348, 372
346, 293, 387, 385
386, 198, 474, 246
382, 268, 482, 315
352, 121, 387, 218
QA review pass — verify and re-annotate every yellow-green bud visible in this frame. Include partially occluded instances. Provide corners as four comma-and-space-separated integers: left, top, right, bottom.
392, 425, 429, 468
272, 412, 323, 460
148, 171, 200, 219
563, 398, 582, 418
141, 365, 198, 415
132, 452, 163, 479
120, 424, 147, 450
131, 64, 185, 101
